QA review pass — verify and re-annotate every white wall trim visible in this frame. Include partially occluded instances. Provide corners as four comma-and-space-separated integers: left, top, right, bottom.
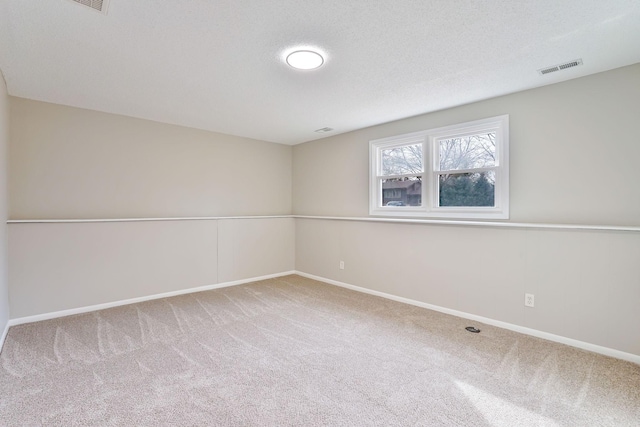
3, 270, 638, 365
0, 321, 9, 354
7, 215, 640, 232
7, 215, 293, 224
5, 271, 296, 328
294, 215, 640, 233
295, 271, 640, 365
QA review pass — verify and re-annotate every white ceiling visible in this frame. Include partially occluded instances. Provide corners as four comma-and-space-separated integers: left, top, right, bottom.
1, 1, 639, 145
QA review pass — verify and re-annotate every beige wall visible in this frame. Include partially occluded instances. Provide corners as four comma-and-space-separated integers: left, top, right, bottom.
0, 72, 8, 334
293, 64, 640, 357
296, 219, 640, 356
9, 98, 292, 219
9, 218, 295, 318
218, 218, 295, 283
293, 63, 640, 226
7, 98, 295, 318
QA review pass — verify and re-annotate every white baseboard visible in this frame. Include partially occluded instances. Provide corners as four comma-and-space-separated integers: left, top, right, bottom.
6, 271, 296, 329
0, 318, 9, 354
4, 270, 638, 366
295, 271, 640, 365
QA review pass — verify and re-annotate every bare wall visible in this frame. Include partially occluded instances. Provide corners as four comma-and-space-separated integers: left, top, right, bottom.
293, 64, 640, 226
292, 64, 640, 357
0, 72, 9, 337
295, 219, 640, 357
9, 98, 292, 219
7, 99, 295, 318
9, 218, 295, 318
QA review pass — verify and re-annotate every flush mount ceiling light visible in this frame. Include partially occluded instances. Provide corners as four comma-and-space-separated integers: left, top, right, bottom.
286, 50, 324, 70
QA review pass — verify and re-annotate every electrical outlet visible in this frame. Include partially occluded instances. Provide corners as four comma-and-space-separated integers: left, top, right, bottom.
525, 293, 535, 307
339, 261, 345, 270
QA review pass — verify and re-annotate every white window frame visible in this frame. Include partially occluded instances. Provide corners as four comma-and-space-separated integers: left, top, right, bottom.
369, 115, 509, 219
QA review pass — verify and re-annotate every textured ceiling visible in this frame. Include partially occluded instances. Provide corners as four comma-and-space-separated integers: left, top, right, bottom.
1, 0, 639, 145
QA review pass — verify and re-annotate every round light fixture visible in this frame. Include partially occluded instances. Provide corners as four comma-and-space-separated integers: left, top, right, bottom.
286, 50, 324, 70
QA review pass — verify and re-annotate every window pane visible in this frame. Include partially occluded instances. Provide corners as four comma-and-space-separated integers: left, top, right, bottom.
381, 144, 423, 176
439, 171, 495, 207
382, 177, 422, 207
439, 133, 496, 171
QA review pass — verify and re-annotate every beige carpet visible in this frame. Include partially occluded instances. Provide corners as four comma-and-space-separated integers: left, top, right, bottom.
0, 275, 638, 426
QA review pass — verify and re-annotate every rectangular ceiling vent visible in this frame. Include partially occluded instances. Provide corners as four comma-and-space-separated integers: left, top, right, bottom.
314, 127, 334, 133
69, 0, 109, 14
538, 59, 583, 76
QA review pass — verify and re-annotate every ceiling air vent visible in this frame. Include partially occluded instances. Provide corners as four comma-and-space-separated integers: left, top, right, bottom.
538, 59, 583, 76
314, 127, 334, 133
69, 0, 109, 14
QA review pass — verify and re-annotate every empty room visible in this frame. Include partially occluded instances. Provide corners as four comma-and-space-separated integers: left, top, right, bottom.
0, 1, 639, 425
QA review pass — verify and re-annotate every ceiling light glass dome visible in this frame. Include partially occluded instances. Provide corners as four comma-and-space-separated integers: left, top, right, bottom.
286, 50, 324, 70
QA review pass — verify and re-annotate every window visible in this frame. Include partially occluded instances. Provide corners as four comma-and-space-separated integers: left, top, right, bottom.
370, 115, 509, 219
